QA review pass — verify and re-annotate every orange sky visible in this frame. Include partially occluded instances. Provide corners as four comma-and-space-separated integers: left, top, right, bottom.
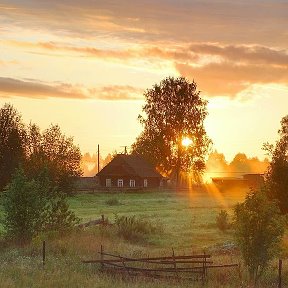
0, 1, 287, 161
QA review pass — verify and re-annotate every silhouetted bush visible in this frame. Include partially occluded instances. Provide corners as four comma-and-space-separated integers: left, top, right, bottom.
216, 210, 230, 232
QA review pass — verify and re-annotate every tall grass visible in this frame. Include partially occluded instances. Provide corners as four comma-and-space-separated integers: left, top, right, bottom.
114, 214, 164, 241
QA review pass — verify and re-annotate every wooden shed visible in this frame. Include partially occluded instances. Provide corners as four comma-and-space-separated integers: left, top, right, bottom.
96, 154, 162, 189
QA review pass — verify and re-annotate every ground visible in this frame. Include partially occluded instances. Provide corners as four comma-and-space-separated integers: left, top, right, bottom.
0, 188, 287, 287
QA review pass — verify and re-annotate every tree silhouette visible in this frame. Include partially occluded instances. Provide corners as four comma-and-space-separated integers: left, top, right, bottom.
24, 123, 82, 194
0, 104, 25, 191
264, 115, 288, 213
132, 77, 211, 181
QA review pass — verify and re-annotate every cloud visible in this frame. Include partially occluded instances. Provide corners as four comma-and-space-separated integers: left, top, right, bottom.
0, 77, 144, 100
3, 40, 288, 98
188, 44, 288, 67
7, 39, 288, 68
1, 1, 288, 46
175, 62, 288, 96
0, 77, 87, 99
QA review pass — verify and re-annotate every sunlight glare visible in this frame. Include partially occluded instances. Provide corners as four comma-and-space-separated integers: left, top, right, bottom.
182, 137, 192, 147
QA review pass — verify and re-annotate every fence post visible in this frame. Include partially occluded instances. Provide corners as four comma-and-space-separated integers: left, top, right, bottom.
42, 240, 46, 268
278, 259, 282, 288
100, 245, 104, 269
172, 248, 179, 279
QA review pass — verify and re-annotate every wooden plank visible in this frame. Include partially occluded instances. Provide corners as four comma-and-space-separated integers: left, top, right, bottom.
83, 259, 213, 264
101, 262, 207, 273
99, 251, 211, 260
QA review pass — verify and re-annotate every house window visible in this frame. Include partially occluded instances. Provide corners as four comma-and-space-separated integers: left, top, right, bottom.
144, 179, 148, 187
130, 179, 136, 187
106, 178, 111, 187
117, 179, 124, 187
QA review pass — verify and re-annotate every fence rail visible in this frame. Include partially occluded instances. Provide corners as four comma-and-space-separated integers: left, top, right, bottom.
82, 245, 238, 281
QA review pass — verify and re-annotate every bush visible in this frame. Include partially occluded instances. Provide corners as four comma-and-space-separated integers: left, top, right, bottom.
216, 210, 230, 232
114, 214, 163, 241
234, 188, 285, 284
1, 168, 79, 244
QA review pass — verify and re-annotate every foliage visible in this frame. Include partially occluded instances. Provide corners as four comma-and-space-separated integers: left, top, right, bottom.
233, 189, 285, 283
0, 103, 82, 195
24, 123, 82, 194
1, 168, 79, 244
0, 104, 26, 191
132, 77, 211, 179
264, 115, 288, 213
114, 214, 163, 241
216, 210, 230, 232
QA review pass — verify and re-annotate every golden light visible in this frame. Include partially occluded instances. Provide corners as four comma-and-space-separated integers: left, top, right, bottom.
181, 137, 192, 147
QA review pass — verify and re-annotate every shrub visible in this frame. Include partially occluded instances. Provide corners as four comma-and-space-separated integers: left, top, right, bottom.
114, 214, 163, 241
216, 210, 230, 232
234, 188, 285, 284
1, 168, 79, 244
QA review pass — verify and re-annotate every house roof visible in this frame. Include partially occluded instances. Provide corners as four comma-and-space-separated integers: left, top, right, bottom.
96, 154, 162, 178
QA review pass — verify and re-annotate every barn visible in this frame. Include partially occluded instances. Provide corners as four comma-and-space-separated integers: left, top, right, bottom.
96, 154, 162, 189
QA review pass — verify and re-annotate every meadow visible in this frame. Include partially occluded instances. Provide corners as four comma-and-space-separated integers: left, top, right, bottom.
0, 188, 287, 287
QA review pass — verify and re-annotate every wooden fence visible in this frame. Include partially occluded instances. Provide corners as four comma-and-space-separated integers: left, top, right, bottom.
83, 245, 238, 281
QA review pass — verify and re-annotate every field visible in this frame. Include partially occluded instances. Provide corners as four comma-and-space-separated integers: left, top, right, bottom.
0, 188, 287, 287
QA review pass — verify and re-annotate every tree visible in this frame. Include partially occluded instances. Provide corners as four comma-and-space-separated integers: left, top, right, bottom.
264, 115, 288, 213
25, 123, 82, 194
229, 153, 250, 173
0, 104, 25, 191
234, 189, 285, 283
132, 77, 211, 181
1, 168, 79, 244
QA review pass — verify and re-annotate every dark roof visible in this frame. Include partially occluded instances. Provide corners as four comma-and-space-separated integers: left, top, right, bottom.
96, 154, 162, 178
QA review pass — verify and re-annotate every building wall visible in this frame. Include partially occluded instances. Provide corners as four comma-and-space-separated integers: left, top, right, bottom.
99, 175, 160, 188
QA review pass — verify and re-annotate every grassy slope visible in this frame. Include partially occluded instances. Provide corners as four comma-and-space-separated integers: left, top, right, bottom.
0, 189, 287, 287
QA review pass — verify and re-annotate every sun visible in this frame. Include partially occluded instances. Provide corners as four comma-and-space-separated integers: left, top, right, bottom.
181, 137, 192, 147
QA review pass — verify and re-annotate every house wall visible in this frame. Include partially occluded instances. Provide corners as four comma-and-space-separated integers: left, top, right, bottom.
99, 176, 160, 188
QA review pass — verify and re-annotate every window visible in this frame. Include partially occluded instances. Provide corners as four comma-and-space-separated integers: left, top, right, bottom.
106, 178, 111, 187
117, 179, 124, 187
130, 179, 136, 187
144, 179, 148, 187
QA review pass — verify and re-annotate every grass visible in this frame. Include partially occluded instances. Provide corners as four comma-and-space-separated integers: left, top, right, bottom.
0, 188, 287, 287
68, 189, 243, 249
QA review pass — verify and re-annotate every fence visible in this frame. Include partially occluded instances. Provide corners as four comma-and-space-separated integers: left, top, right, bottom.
83, 245, 238, 282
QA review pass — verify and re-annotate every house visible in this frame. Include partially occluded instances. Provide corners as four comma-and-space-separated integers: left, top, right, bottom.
211, 173, 264, 192
96, 154, 162, 189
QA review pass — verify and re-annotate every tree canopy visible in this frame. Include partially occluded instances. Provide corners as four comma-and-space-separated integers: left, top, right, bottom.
0, 104, 25, 191
132, 77, 211, 180
24, 123, 82, 194
234, 189, 285, 283
264, 115, 288, 213
0, 103, 82, 194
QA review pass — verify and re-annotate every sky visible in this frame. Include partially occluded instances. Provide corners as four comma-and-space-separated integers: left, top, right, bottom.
0, 0, 287, 162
